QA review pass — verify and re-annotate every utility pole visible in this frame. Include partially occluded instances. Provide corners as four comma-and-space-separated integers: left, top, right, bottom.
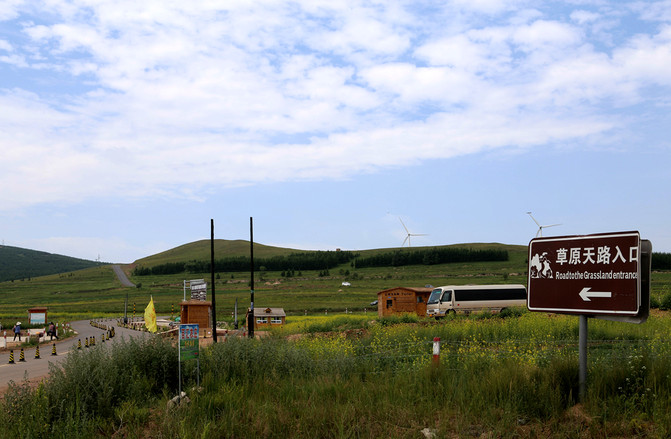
211, 219, 217, 342
248, 217, 255, 338
124, 292, 128, 324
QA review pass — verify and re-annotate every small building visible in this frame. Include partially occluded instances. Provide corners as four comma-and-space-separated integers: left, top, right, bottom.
246, 307, 286, 330
28, 307, 48, 325
377, 287, 433, 318
180, 300, 212, 330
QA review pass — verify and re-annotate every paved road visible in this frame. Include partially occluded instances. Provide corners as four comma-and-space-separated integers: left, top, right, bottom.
0, 319, 151, 391
112, 264, 136, 287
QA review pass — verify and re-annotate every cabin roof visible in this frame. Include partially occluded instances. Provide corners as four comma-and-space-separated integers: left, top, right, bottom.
377, 287, 433, 296
247, 307, 286, 317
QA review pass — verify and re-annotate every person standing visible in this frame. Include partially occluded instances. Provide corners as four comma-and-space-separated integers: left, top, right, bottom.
48, 322, 59, 340
13, 322, 21, 341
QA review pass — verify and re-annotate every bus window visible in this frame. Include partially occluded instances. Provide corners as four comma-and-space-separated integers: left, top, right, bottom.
428, 289, 442, 304
444, 290, 452, 302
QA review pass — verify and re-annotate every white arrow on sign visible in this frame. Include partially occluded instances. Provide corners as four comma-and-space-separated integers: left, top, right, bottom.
579, 287, 612, 302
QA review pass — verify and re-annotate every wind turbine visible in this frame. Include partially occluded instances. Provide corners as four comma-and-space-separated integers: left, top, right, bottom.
527, 212, 561, 237
399, 217, 427, 247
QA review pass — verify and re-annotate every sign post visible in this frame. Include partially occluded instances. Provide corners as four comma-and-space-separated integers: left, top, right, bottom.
178, 323, 200, 396
527, 231, 652, 400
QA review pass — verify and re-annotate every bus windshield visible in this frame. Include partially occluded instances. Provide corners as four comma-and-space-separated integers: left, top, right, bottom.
427, 289, 443, 305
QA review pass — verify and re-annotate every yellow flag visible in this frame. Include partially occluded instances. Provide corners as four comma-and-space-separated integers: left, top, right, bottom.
144, 296, 158, 333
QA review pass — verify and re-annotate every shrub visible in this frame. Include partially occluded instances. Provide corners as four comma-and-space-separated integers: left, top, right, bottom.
660, 292, 671, 311
377, 313, 418, 326
498, 306, 526, 319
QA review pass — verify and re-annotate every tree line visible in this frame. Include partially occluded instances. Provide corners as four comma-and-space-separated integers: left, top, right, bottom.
652, 252, 671, 270
132, 247, 513, 276
132, 250, 358, 276
0, 245, 102, 282
352, 247, 509, 268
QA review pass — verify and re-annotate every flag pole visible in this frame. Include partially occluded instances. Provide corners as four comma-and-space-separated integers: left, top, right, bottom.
248, 217, 255, 338
211, 219, 217, 342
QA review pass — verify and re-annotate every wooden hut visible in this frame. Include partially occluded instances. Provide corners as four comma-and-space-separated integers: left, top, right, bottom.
180, 300, 212, 330
377, 287, 433, 318
246, 307, 286, 330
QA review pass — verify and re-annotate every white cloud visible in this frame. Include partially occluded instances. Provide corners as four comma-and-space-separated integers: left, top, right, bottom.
571, 10, 601, 25
0, 0, 670, 214
0, 0, 25, 21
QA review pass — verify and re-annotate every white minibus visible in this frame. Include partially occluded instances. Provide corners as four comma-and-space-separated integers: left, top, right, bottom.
426, 284, 527, 318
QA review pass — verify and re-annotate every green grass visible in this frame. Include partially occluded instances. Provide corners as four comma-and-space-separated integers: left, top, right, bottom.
3, 314, 671, 437
2, 243, 669, 326
133, 239, 307, 267
0, 243, 532, 322
2, 242, 671, 437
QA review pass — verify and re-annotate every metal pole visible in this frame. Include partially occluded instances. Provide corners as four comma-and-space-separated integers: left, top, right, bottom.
248, 217, 255, 338
178, 329, 182, 397
234, 298, 238, 329
579, 315, 588, 401
211, 219, 217, 342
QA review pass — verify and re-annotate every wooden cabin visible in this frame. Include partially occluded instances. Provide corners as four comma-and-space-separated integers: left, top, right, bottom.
377, 287, 433, 318
180, 300, 212, 330
246, 307, 286, 330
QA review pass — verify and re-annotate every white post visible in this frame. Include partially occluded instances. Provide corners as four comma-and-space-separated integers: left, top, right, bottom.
432, 337, 441, 367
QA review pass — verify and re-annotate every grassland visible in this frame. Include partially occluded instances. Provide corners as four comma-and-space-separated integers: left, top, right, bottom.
2, 241, 671, 437
0, 242, 535, 324
3, 310, 671, 437
2, 242, 670, 325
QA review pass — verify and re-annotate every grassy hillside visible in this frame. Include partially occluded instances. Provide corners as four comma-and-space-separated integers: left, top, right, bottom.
133, 239, 304, 267
0, 242, 529, 321
133, 239, 522, 267
2, 240, 668, 323
0, 245, 102, 282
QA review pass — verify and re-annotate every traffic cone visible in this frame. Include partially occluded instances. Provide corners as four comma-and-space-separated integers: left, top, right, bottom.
51, 343, 57, 356
78, 339, 82, 350
19, 348, 26, 362
92, 336, 95, 346
8, 350, 14, 364
85, 337, 89, 348
35, 345, 41, 359
106, 332, 110, 341
102, 333, 106, 343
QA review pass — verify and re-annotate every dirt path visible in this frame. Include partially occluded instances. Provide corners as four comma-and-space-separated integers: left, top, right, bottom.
112, 264, 135, 287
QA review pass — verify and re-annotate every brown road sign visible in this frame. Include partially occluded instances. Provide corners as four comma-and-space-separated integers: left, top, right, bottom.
528, 231, 642, 316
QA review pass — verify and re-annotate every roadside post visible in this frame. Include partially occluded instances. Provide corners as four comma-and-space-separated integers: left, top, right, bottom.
178, 323, 200, 396
248, 217, 255, 339
211, 219, 217, 343
527, 231, 652, 401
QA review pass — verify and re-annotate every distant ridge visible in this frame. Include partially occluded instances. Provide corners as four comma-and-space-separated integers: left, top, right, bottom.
0, 245, 102, 282
133, 239, 526, 268
133, 239, 305, 267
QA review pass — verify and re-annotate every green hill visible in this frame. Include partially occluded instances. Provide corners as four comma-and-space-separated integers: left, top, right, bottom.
133, 239, 305, 267
134, 239, 525, 267
0, 245, 102, 282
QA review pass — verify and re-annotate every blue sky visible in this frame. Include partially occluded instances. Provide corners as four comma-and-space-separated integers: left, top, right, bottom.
1, 0, 670, 263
